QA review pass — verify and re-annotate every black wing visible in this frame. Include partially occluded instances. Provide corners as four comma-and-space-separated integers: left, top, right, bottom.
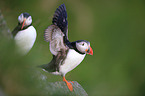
52, 4, 68, 41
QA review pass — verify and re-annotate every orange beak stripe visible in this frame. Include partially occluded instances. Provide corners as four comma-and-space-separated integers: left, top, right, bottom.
21, 19, 26, 30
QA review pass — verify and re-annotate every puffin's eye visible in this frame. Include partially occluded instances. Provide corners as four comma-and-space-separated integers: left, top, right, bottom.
82, 43, 84, 46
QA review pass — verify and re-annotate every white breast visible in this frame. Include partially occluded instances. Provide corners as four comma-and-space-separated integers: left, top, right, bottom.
14, 26, 36, 55
59, 49, 86, 76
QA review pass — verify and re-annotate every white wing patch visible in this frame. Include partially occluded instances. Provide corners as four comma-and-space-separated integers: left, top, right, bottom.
44, 25, 67, 55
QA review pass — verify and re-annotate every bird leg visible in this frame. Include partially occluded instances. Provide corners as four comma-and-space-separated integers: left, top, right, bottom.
63, 76, 73, 91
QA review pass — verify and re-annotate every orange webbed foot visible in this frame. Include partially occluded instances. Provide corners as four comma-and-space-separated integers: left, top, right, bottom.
63, 77, 73, 91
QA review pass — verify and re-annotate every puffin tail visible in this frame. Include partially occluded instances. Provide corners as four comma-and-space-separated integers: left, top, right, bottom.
38, 62, 57, 73
37, 64, 51, 72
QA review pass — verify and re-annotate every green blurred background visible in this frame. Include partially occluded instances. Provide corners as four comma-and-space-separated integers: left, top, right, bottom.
0, 0, 145, 95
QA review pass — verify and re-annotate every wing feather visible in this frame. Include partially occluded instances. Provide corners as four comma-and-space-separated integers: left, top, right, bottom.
52, 4, 68, 38
44, 25, 68, 56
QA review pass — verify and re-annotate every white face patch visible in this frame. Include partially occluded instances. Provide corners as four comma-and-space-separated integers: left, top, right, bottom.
18, 13, 32, 26
18, 13, 24, 23
76, 42, 89, 53
25, 16, 32, 26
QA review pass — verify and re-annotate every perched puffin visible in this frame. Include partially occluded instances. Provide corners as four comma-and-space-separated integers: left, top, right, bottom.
40, 4, 93, 91
12, 12, 37, 55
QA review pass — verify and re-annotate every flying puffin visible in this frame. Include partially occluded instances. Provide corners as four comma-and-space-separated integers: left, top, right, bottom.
12, 12, 37, 55
40, 4, 93, 91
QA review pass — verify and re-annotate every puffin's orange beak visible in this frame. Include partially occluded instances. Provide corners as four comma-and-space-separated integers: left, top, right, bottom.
86, 46, 93, 55
21, 18, 26, 29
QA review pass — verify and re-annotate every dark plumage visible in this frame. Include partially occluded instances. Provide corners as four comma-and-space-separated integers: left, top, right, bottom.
52, 4, 68, 33
52, 4, 68, 43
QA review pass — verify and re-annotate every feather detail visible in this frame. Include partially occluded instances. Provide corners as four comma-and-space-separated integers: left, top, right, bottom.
44, 25, 67, 55
52, 4, 68, 34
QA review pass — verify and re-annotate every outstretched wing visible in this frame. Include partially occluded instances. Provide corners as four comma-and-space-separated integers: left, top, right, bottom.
41, 4, 69, 72
44, 25, 68, 56
52, 4, 68, 41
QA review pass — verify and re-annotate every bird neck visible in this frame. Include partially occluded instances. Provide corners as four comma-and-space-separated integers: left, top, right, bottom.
18, 22, 32, 30
63, 36, 85, 55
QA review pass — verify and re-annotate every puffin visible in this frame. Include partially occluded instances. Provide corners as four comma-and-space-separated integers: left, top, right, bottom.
40, 4, 93, 91
12, 12, 37, 55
